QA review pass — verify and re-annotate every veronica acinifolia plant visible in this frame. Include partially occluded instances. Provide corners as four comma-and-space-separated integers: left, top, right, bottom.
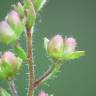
0, 0, 85, 96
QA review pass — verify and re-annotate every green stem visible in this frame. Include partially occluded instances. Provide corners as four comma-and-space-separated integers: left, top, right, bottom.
8, 79, 18, 96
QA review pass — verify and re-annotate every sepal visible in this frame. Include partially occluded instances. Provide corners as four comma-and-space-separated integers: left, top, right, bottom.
34, 0, 47, 11
64, 51, 85, 60
14, 46, 27, 60
44, 37, 49, 51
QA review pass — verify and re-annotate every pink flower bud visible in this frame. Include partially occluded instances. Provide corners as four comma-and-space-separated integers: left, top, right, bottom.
1, 51, 17, 67
6, 10, 20, 26
0, 51, 22, 79
48, 35, 64, 53
65, 37, 77, 53
38, 91, 48, 96
0, 21, 17, 44
6, 10, 24, 36
47, 35, 64, 60
45, 35, 84, 61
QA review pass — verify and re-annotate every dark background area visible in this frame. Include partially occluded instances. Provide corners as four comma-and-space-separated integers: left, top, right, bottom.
0, 0, 96, 96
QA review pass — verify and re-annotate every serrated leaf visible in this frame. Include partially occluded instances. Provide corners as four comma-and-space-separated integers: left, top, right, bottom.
0, 88, 11, 96
64, 51, 85, 60
14, 46, 27, 60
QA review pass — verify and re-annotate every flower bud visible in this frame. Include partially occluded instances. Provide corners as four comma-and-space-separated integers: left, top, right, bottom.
0, 51, 22, 79
2, 51, 17, 66
0, 21, 17, 44
47, 35, 64, 60
45, 35, 84, 61
65, 37, 77, 53
6, 10, 24, 37
38, 91, 48, 96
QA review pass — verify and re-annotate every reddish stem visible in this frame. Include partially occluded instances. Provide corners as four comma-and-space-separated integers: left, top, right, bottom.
26, 28, 35, 96
33, 64, 56, 88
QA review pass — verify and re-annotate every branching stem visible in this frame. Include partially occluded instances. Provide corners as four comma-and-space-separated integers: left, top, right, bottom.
33, 64, 59, 89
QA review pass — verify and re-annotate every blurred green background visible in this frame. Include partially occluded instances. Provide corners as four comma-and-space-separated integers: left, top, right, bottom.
0, 0, 96, 96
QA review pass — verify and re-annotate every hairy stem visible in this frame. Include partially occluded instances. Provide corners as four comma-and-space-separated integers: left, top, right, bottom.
26, 28, 35, 96
8, 79, 18, 96
33, 64, 60, 88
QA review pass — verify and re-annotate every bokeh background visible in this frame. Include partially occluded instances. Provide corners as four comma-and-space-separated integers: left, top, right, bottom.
0, 0, 96, 96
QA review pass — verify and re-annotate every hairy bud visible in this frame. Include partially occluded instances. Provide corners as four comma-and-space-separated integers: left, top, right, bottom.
38, 91, 48, 96
13, 2, 24, 17
0, 21, 17, 44
44, 35, 84, 61
6, 10, 24, 37
0, 51, 22, 79
65, 37, 77, 53
47, 35, 64, 60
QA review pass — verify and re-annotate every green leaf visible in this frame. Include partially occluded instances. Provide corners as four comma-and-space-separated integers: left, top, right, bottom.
0, 88, 11, 96
34, 0, 47, 11
24, 0, 34, 9
44, 37, 49, 51
24, 0, 31, 9
13, 2, 24, 17
0, 67, 7, 79
64, 51, 85, 60
26, 11, 36, 28
14, 46, 27, 60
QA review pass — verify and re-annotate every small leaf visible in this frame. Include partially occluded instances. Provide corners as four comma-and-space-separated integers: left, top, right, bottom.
26, 10, 36, 28
34, 0, 47, 11
44, 37, 49, 51
64, 51, 85, 60
13, 2, 25, 17
24, 0, 34, 9
0, 88, 11, 96
14, 46, 27, 60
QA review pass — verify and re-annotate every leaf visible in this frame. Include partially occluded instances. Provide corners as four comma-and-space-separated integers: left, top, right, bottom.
24, 0, 32, 9
64, 51, 85, 60
26, 11, 36, 28
12, 2, 24, 17
44, 37, 49, 51
34, 0, 47, 11
14, 46, 27, 60
0, 88, 11, 96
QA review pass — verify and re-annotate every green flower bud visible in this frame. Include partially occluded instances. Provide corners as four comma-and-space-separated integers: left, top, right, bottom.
13, 2, 25, 17
0, 51, 22, 79
23, 0, 36, 28
26, 9, 36, 29
6, 10, 24, 37
0, 21, 17, 44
